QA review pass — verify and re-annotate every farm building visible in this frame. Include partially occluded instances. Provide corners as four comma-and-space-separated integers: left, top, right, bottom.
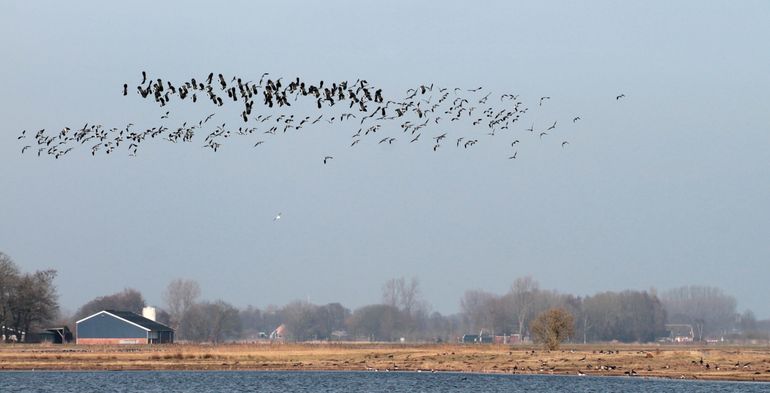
27, 326, 73, 344
76, 309, 174, 344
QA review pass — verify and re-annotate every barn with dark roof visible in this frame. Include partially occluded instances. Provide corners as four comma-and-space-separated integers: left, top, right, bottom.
76, 310, 174, 344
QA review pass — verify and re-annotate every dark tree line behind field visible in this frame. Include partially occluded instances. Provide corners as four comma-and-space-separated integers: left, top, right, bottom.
3, 249, 769, 344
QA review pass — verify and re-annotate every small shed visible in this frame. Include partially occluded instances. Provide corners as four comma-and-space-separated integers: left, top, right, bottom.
30, 326, 73, 344
76, 310, 174, 344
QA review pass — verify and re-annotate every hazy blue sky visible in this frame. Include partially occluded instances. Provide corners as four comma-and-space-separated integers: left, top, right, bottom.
1, 1, 769, 317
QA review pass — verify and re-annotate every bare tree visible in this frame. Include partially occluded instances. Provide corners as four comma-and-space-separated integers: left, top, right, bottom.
530, 308, 575, 350
399, 277, 421, 315
381, 276, 423, 315
582, 290, 666, 342
282, 300, 318, 341
164, 278, 201, 330
382, 278, 399, 308
508, 276, 540, 338
7, 269, 59, 341
74, 288, 145, 321
460, 289, 498, 334
0, 252, 20, 339
177, 300, 240, 343
661, 286, 737, 340
347, 304, 401, 341
0, 253, 59, 341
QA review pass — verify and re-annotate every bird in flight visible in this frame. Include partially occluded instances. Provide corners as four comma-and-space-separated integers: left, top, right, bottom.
273, 212, 282, 221
562, 141, 569, 147
572, 116, 581, 123
539, 96, 550, 106
616, 94, 626, 100
323, 155, 333, 164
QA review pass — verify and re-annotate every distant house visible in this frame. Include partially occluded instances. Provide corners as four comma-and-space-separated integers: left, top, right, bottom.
665, 324, 694, 343
460, 334, 493, 343
493, 334, 521, 344
269, 324, 286, 341
76, 310, 174, 344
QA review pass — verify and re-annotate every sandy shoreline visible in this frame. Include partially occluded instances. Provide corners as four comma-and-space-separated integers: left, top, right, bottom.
1, 343, 769, 382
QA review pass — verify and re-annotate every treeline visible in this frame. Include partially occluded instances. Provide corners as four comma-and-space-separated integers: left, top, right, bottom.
2, 249, 768, 344
64, 275, 770, 344
0, 252, 58, 341
459, 277, 668, 343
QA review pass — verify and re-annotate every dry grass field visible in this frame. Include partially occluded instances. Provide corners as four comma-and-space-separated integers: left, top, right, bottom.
1, 343, 769, 382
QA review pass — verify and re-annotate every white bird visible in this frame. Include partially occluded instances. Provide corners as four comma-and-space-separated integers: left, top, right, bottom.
273, 212, 282, 221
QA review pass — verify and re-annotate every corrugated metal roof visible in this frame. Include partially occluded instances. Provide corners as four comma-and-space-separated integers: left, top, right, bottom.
104, 310, 174, 332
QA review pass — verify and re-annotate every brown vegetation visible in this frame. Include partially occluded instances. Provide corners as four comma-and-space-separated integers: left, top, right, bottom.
530, 308, 575, 350
1, 343, 770, 382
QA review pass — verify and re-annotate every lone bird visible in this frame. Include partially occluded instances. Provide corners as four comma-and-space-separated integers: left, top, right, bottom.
616, 93, 626, 100
273, 212, 282, 221
323, 155, 333, 164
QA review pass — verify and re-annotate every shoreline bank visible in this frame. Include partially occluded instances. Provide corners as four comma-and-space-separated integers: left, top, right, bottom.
1, 343, 768, 382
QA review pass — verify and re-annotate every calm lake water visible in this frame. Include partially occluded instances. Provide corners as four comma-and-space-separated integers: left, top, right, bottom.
0, 371, 765, 392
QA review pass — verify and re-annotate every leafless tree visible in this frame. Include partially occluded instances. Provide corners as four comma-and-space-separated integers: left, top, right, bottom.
164, 278, 201, 330
8, 269, 59, 340
530, 308, 575, 350
460, 289, 497, 334
0, 252, 20, 339
508, 276, 540, 338
381, 276, 423, 315
661, 285, 737, 340
582, 290, 666, 342
74, 288, 145, 321
282, 300, 318, 341
178, 300, 240, 343
347, 304, 402, 341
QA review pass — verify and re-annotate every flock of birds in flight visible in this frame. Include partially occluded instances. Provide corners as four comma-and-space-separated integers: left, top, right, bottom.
17, 71, 626, 162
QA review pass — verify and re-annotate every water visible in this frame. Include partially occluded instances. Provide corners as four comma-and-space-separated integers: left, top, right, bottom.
0, 371, 765, 393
